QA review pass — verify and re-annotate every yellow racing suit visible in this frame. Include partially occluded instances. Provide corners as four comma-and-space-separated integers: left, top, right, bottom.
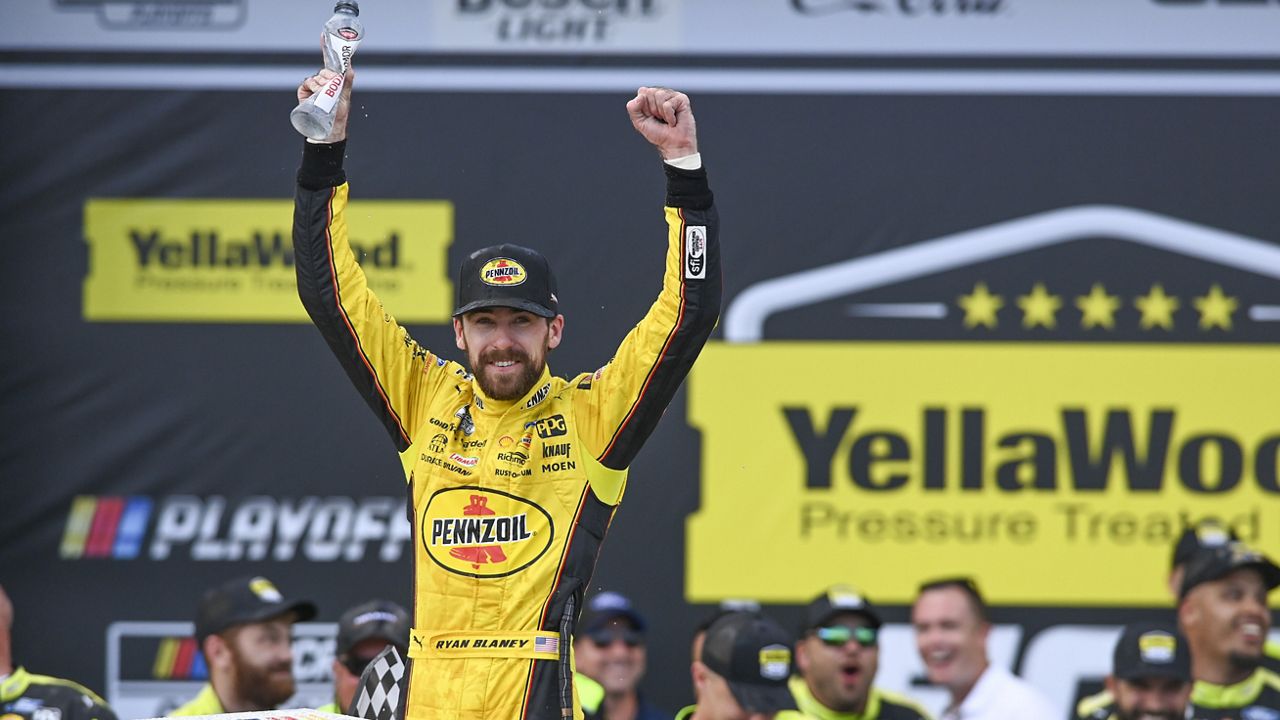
292, 140, 720, 720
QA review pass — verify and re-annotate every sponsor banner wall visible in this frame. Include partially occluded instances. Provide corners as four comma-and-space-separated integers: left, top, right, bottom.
7, 0, 1280, 58
3, 73, 1280, 720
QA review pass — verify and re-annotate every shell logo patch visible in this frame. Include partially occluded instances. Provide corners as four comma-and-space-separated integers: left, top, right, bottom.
481, 258, 527, 286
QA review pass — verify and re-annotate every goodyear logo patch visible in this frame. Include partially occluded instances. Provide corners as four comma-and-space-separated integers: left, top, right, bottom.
421, 487, 553, 578
480, 257, 527, 286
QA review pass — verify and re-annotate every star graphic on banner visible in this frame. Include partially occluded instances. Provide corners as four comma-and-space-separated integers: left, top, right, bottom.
1016, 283, 1062, 329
1135, 284, 1180, 330
1076, 283, 1121, 330
958, 282, 1003, 329
1193, 284, 1238, 330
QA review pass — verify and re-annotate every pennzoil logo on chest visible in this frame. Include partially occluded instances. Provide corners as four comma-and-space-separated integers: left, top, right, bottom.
421, 487, 554, 578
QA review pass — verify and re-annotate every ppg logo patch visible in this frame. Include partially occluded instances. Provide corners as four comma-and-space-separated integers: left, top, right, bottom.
685, 225, 707, 279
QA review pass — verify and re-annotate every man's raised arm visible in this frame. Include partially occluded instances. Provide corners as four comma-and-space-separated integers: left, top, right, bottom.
291, 66, 443, 452
578, 87, 722, 478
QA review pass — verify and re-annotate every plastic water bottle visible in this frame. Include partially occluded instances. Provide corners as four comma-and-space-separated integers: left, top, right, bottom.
290, 1, 363, 141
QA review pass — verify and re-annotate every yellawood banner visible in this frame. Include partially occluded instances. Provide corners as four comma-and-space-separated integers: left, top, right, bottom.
83, 198, 453, 323
687, 343, 1279, 606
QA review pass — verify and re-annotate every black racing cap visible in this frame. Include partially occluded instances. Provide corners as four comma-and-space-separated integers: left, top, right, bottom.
195, 575, 316, 644
1179, 541, 1280, 600
803, 585, 882, 632
579, 590, 647, 635
336, 599, 410, 657
1112, 623, 1191, 682
701, 612, 798, 715
453, 244, 558, 319
1170, 520, 1237, 570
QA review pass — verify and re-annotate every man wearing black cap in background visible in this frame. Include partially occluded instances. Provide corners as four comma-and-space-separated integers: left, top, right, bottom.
677, 612, 807, 720
1178, 541, 1280, 718
317, 599, 410, 714
170, 575, 316, 716
574, 591, 669, 720
1167, 521, 1280, 672
1167, 519, 1237, 601
793, 585, 930, 720
1076, 623, 1193, 720
294, 64, 720, 720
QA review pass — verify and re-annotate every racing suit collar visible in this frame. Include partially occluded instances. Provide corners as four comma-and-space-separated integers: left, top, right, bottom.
1192, 667, 1267, 709
0, 667, 30, 702
471, 365, 554, 416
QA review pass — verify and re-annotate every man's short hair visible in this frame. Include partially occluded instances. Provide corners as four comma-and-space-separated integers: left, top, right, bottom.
917, 577, 989, 623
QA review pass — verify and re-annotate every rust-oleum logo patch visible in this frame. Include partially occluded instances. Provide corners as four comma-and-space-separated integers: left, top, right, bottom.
422, 487, 553, 578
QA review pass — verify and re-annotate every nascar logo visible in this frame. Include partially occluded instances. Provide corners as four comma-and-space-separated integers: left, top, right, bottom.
61, 496, 153, 559
60, 495, 411, 562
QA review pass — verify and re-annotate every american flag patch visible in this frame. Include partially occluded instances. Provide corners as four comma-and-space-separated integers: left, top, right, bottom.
535, 636, 559, 654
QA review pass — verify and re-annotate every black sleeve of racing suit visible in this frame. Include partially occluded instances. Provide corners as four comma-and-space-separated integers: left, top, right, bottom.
593, 163, 721, 470
293, 140, 418, 451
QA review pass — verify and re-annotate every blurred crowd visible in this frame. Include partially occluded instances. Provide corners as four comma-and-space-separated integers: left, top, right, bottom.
1, 521, 1275, 720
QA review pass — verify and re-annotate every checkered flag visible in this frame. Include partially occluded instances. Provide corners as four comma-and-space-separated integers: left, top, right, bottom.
347, 644, 407, 720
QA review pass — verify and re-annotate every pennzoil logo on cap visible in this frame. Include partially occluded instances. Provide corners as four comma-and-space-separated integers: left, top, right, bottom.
759, 645, 791, 680
249, 577, 283, 602
481, 258, 527, 286
1137, 631, 1176, 663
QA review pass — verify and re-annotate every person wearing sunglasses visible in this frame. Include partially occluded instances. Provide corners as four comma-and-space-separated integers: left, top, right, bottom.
573, 591, 669, 720
317, 599, 410, 715
911, 578, 1053, 720
791, 585, 931, 719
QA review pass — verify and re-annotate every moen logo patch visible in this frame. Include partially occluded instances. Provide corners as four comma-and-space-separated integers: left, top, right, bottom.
480, 257, 527, 286
421, 487, 554, 578
82, 198, 453, 323
689, 206, 1280, 605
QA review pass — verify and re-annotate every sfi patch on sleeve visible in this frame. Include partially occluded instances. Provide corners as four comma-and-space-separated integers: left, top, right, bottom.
685, 225, 707, 280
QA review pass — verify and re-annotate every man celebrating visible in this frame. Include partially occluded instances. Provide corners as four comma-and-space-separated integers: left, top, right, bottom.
1077, 623, 1193, 720
171, 576, 316, 716
792, 585, 931, 719
1178, 541, 1280, 718
574, 591, 668, 720
293, 66, 720, 719
911, 578, 1053, 720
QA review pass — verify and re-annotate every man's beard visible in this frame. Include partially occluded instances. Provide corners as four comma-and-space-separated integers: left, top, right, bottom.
228, 642, 295, 709
471, 346, 545, 401
1228, 650, 1262, 673
1115, 709, 1183, 720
